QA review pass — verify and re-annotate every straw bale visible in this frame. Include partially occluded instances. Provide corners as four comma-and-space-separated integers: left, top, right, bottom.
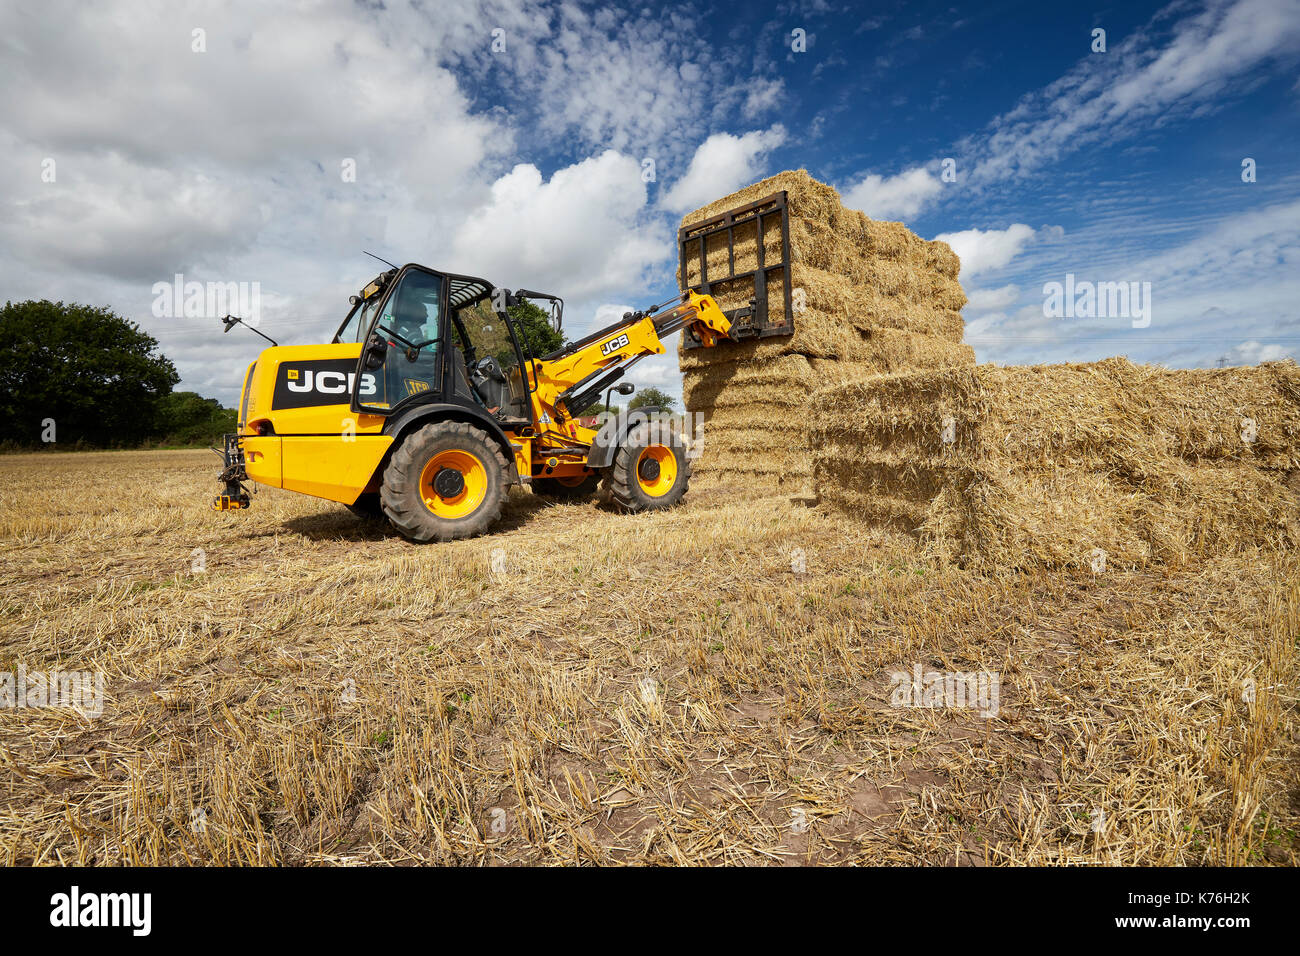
679, 169, 846, 229
809, 359, 1300, 570
691, 403, 809, 432
681, 224, 965, 316
682, 355, 815, 409
677, 170, 965, 328
679, 315, 972, 372
678, 268, 967, 360
690, 215, 962, 286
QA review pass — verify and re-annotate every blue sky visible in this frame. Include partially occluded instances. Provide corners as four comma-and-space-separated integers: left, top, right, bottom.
1, 0, 1298, 405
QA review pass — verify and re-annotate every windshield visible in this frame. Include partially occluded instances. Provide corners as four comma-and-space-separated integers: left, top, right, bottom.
336, 294, 380, 344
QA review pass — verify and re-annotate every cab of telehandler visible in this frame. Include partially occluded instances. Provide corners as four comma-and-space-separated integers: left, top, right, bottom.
335, 263, 538, 426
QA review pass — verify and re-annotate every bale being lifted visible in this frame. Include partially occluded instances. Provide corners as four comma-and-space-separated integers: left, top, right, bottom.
675, 169, 974, 492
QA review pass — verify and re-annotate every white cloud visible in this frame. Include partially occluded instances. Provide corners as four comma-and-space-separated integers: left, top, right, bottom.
591, 303, 636, 328
841, 1, 1300, 219
0, 0, 509, 304
959, 200, 1300, 368
451, 152, 666, 302
661, 125, 787, 214
2, 163, 265, 283
965, 284, 1021, 311
841, 166, 941, 220
967, 0, 1300, 185
742, 77, 785, 118
0, 2, 739, 404
0, 2, 501, 189
624, 354, 681, 395
631, 359, 679, 388
933, 224, 1036, 276
1224, 340, 1296, 364
462, 4, 781, 163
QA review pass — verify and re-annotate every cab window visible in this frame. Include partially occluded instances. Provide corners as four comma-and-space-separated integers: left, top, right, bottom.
336, 295, 379, 344
453, 298, 530, 421
360, 270, 444, 411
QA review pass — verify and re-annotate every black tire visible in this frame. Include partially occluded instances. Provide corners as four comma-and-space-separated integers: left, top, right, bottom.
380, 421, 510, 542
602, 420, 691, 513
345, 493, 384, 520
532, 473, 601, 499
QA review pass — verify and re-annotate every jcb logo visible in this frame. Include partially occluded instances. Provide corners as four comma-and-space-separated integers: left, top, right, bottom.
286, 369, 377, 397
273, 359, 381, 410
600, 333, 629, 356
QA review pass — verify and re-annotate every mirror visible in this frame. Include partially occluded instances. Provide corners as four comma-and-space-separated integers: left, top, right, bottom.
363, 333, 387, 370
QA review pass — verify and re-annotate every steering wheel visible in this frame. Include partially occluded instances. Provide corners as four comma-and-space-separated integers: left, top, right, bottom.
376, 325, 436, 351
375, 325, 440, 365
475, 355, 506, 382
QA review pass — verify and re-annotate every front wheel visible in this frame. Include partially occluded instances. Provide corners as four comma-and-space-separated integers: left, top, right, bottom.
601, 420, 691, 513
380, 421, 509, 542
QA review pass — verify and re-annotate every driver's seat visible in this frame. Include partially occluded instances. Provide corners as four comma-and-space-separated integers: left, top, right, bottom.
451, 346, 491, 411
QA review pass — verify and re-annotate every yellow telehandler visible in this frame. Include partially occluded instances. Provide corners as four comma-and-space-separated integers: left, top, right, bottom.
213, 191, 795, 542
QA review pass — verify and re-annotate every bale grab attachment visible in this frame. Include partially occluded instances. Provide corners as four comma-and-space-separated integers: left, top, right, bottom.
678, 190, 795, 350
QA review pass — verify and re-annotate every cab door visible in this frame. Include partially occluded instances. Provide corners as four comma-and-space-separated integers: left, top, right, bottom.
353, 266, 447, 414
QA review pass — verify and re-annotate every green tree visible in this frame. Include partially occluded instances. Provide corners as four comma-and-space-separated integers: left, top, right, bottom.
155, 391, 237, 446
507, 298, 565, 359
628, 386, 678, 411
577, 401, 620, 417
0, 300, 178, 446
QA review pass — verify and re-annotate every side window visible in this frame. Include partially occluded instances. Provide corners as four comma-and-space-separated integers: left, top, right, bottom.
454, 299, 530, 421
360, 270, 445, 411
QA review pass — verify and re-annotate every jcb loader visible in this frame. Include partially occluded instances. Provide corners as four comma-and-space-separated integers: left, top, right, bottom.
213, 191, 795, 542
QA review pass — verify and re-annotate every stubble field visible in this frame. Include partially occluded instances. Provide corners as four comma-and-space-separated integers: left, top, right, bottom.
0, 449, 1296, 865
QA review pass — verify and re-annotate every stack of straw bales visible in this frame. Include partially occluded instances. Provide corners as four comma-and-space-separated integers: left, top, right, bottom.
810, 358, 1300, 570
677, 170, 974, 491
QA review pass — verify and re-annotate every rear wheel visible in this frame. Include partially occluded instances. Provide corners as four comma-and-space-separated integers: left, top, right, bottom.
532, 473, 601, 499
380, 421, 509, 542
602, 420, 691, 513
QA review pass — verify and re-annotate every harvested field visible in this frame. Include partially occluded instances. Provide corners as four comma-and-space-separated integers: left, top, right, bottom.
677, 170, 972, 493
812, 359, 1300, 571
1, 450, 1297, 865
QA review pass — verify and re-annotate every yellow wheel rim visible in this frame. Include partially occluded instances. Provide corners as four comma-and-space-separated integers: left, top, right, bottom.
636, 445, 677, 498
419, 450, 487, 519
